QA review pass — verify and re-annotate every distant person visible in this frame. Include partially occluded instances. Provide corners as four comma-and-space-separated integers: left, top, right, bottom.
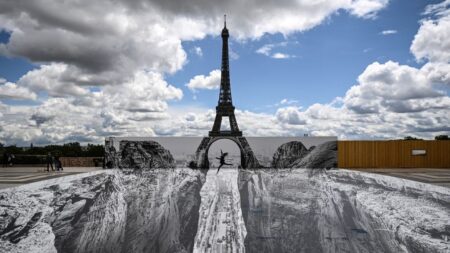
8, 153, 14, 167
216, 150, 232, 174
46, 153, 54, 172
54, 156, 63, 171
2, 152, 8, 167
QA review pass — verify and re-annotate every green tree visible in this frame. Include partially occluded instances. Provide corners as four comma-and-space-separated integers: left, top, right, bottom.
85, 144, 104, 156
403, 136, 423, 140
435, 135, 449, 140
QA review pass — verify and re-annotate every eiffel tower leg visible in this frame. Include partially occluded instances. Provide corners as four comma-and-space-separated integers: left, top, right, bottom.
237, 137, 261, 169
240, 150, 247, 168
229, 114, 240, 133
193, 137, 212, 169
211, 113, 222, 133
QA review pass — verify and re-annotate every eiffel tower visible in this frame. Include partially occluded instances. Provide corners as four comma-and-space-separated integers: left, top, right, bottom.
192, 16, 260, 169
209, 15, 242, 137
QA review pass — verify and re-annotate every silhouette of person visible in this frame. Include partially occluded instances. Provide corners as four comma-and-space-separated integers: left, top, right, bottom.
216, 150, 232, 174
7, 153, 14, 167
54, 156, 63, 171
2, 152, 8, 168
46, 152, 54, 172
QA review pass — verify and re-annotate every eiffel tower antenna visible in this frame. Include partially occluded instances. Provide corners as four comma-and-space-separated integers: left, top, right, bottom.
209, 16, 242, 137
224, 14, 226, 27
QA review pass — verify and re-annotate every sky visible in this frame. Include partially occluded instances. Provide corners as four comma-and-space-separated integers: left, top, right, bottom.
0, 0, 449, 145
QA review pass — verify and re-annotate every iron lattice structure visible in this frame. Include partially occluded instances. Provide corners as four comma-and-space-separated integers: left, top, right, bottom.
209, 17, 242, 137
192, 17, 260, 169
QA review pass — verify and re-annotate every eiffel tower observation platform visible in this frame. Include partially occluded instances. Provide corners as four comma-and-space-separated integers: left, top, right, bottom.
208, 130, 242, 137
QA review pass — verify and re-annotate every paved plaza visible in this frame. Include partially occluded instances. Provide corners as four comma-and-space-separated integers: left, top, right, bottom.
352, 168, 450, 188
0, 167, 449, 189
0, 167, 102, 189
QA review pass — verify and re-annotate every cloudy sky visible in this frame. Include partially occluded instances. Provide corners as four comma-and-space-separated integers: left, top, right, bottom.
0, 0, 449, 145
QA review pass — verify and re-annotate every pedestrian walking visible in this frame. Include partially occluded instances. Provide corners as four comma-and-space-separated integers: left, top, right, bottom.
46, 152, 54, 172
55, 156, 63, 171
8, 153, 14, 167
2, 152, 8, 168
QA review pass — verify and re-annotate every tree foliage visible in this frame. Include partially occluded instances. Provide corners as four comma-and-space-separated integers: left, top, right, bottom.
1, 142, 104, 157
403, 136, 423, 140
435, 135, 449, 140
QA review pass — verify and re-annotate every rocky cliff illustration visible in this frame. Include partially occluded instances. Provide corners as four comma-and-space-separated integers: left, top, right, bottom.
104, 137, 338, 170
105, 139, 175, 169
2, 136, 448, 253
0, 169, 205, 253
193, 169, 247, 252
119, 141, 175, 169
272, 141, 337, 168
238, 169, 450, 253
1, 168, 449, 253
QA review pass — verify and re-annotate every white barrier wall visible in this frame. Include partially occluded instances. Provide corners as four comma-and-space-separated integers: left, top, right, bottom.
105, 136, 337, 169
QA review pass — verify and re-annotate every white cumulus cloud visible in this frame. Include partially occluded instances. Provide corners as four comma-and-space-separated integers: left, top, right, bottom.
411, 13, 450, 63
0, 81, 37, 100
2, 0, 450, 144
276, 107, 307, 125
186, 69, 221, 91
348, 0, 390, 18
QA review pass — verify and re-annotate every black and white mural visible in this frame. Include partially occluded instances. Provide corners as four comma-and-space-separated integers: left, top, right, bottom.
104, 136, 338, 170
1, 137, 449, 253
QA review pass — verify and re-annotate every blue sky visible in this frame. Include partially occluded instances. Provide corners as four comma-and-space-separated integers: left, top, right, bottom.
168, 0, 431, 112
0, 0, 433, 109
0, 0, 449, 145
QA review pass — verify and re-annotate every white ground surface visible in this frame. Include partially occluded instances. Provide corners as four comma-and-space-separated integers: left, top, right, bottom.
0, 169, 449, 253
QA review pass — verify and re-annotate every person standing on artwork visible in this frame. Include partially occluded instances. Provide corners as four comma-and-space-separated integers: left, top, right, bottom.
54, 156, 63, 171
216, 150, 232, 174
7, 153, 14, 167
46, 152, 54, 172
2, 152, 8, 168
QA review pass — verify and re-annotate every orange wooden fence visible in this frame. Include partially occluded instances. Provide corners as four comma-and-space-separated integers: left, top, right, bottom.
338, 140, 450, 168
60, 157, 103, 167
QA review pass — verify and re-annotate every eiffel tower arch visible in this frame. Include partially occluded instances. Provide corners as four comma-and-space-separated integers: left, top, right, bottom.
192, 16, 260, 169
193, 136, 260, 169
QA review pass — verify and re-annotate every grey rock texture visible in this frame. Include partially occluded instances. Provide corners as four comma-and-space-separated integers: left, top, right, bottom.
272, 141, 337, 169
0, 169, 205, 253
121, 169, 205, 253
50, 173, 127, 253
119, 141, 175, 169
238, 169, 450, 253
104, 139, 120, 168
2, 168, 449, 253
291, 141, 337, 168
193, 170, 247, 252
271, 141, 309, 168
